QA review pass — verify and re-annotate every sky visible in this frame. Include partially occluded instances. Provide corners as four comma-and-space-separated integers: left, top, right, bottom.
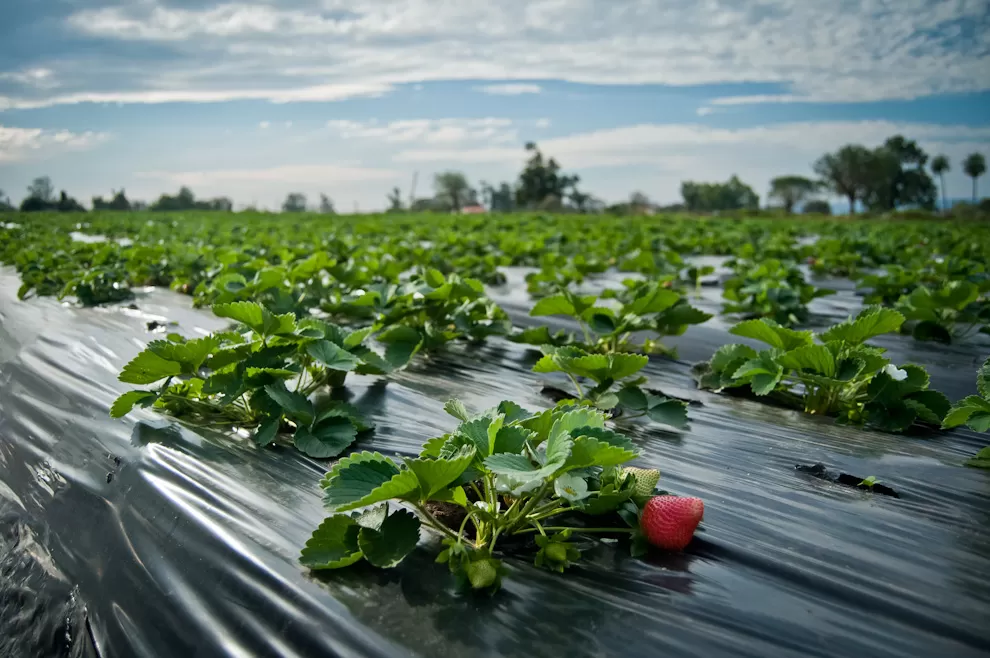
1, 0, 989, 211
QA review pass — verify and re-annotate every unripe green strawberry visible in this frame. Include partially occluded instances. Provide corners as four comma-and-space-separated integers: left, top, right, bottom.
467, 559, 497, 589
623, 467, 660, 497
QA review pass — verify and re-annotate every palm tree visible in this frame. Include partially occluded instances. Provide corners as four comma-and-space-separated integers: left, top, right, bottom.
963, 153, 986, 203
931, 155, 950, 212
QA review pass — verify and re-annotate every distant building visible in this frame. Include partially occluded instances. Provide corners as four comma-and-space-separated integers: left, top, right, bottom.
460, 204, 487, 214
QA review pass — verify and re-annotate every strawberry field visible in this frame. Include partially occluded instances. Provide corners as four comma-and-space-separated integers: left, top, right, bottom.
0, 211, 988, 657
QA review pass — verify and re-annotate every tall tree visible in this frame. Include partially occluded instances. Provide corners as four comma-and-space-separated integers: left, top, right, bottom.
963, 152, 986, 203
433, 171, 470, 213
282, 193, 307, 213
862, 135, 935, 212
768, 176, 817, 213
516, 142, 580, 209
0, 189, 11, 210
26, 176, 55, 203
931, 155, 950, 212
813, 145, 872, 214
681, 175, 759, 212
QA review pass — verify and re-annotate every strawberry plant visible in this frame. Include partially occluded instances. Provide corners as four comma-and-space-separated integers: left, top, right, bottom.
722, 258, 835, 326
109, 301, 399, 457
301, 399, 703, 591
895, 281, 990, 343
520, 282, 710, 356
695, 307, 950, 432
532, 345, 689, 429
942, 357, 990, 434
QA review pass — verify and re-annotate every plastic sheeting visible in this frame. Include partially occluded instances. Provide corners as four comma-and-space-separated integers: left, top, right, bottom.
1, 267, 989, 658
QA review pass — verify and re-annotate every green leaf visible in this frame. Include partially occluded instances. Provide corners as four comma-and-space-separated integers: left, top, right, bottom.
585, 308, 618, 335
307, 339, 360, 371
149, 335, 221, 373
264, 382, 314, 422
253, 416, 280, 447
572, 426, 637, 452
325, 463, 420, 512
965, 447, 990, 468
547, 409, 605, 464
357, 508, 421, 568
564, 436, 637, 470
942, 396, 990, 430
492, 426, 533, 454
321, 451, 394, 488
508, 325, 571, 346
443, 398, 470, 421
530, 294, 576, 317
616, 385, 649, 412
646, 398, 689, 429
456, 417, 495, 458
404, 446, 476, 498
709, 343, 758, 373
483, 453, 558, 480
294, 418, 358, 458
732, 351, 784, 396
378, 325, 423, 368
977, 358, 990, 399
730, 319, 813, 350
118, 349, 183, 384
912, 320, 952, 344
820, 306, 904, 345
904, 390, 951, 425
110, 390, 158, 418
300, 515, 364, 569
496, 400, 533, 424
581, 487, 635, 515
343, 326, 375, 348
213, 301, 266, 332
777, 344, 835, 377
623, 286, 681, 316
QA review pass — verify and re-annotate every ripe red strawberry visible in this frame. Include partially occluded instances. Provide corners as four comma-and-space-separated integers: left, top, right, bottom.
640, 496, 704, 551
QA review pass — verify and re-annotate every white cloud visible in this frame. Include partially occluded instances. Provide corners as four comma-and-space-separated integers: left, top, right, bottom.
696, 107, 714, 116
327, 118, 519, 145
0, 125, 109, 162
476, 83, 542, 96
0, 83, 391, 110
0, 68, 58, 88
258, 121, 270, 129
13, 0, 978, 108
136, 164, 398, 185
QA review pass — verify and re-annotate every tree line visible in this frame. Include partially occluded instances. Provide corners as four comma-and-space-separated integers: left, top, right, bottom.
2, 136, 985, 216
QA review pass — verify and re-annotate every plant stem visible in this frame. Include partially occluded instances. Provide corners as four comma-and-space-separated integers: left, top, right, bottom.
413, 504, 462, 542
565, 373, 584, 399
514, 526, 635, 535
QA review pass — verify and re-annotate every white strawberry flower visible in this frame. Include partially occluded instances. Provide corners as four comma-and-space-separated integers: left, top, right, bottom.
881, 364, 908, 381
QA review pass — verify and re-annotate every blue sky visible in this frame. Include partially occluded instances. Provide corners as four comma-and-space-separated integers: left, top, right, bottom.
1, 0, 989, 211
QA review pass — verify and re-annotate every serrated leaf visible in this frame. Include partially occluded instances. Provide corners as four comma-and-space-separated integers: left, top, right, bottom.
118, 349, 183, 385
213, 301, 266, 333
912, 320, 952, 344
564, 436, 637, 470
646, 398, 689, 429
264, 382, 314, 422
492, 426, 533, 454
730, 319, 813, 350
904, 390, 951, 425
942, 396, 990, 430
253, 416, 280, 447
965, 447, 990, 469
300, 515, 363, 569
571, 426, 637, 452
404, 446, 476, 498
530, 294, 576, 317
456, 417, 494, 458
294, 417, 358, 458
820, 306, 904, 345
977, 358, 990, 399
623, 286, 681, 316
357, 509, 421, 568
483, 453, 558, 480
378, 325, 423, 368
585, 308, 617, 335
307, 339, 360, 371
321, 451, 394, 488
777, 344, 836, 377
709, 343, 758, 373
343, 326, 375, 348
496, 400, 533, 424
326, 467, 420, 512
616, 385, 649, 412
443, 399, 470, 422
547, 409, 606, 464
110, 390, 157, 418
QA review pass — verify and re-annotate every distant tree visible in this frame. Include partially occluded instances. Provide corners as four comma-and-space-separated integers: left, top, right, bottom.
516, 142, 580, 209
0, 189, 11, 210
768, 176, 817, 213
207, 197, 233, 212
109, 189, 132, 211
814, 145, 873, 214
862, 135, 935, 212
26, 176, 55, 203
681, 175, 759, 212
802, 199, 832, 215
131, 200, 148, 211
55, 191, 86, 212
963, 152, 986, 203
433, 171, 470, 213
931, 155, 950, 212
282, 193, 307, 213
319, 194, 336, 214
386, 187, 403, 212
568, 189, 591, 213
